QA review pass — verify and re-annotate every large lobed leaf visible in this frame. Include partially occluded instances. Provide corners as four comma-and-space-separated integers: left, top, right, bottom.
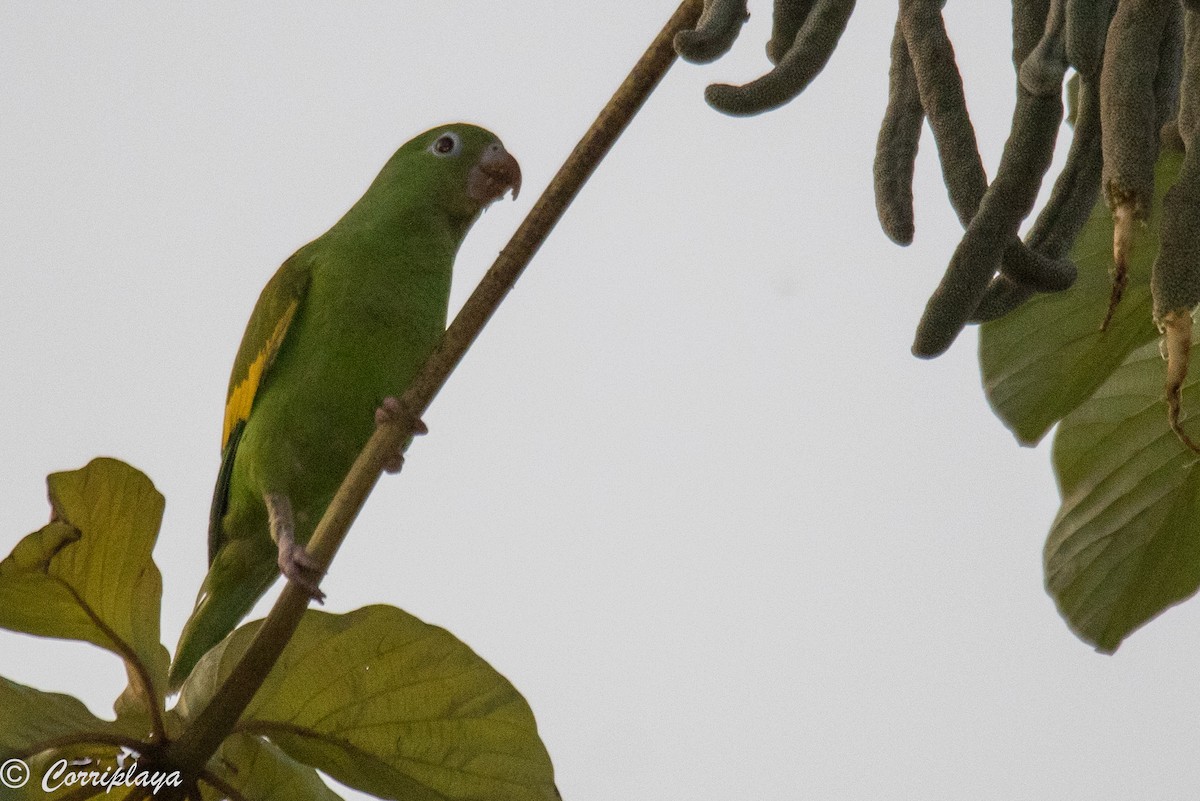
0, 458, 170, 728
977, 149, 1200, 650
0, 677, 123, 760
980, 152, 1184, 445
200, 734, 345, 801
0, 683, 148, 801
1046, 323, 1200, 652
15, 745, 135, 801
179, 605, 557, 801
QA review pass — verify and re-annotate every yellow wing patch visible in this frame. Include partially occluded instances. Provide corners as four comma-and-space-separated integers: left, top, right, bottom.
221, 299, 299, 449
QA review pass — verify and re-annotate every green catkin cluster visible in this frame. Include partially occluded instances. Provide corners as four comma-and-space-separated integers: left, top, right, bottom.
912, 85, 1065, 354
704, 0, 855, 115
879, 0, 1075, 311
964, 0, 1101, 324
973, 73, 1105, 322
1099, 0, 1173, 328
674, 0, 751, 63
685, 0, 1194, 435
1151, 3, 1200, 451
911, 0, 1070, 356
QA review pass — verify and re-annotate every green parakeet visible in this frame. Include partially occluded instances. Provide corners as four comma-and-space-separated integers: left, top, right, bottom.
169, 124, 520, 690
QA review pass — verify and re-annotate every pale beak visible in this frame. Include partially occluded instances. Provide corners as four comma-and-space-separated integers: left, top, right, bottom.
467, 142, 522, 205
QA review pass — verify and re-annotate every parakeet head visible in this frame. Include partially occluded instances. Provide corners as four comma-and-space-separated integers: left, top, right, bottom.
354, 123, 521, 228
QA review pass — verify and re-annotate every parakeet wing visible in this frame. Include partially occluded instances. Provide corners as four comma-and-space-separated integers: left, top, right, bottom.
209, 253, 311, 562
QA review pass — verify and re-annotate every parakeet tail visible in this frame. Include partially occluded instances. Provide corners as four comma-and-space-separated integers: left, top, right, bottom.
168, 551, 278, 692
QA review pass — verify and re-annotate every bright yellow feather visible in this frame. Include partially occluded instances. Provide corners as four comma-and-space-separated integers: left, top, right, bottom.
221, 299, 299, 449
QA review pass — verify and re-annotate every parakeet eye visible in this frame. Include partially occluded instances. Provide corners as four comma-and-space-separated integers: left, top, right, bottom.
429, 132, 461, 157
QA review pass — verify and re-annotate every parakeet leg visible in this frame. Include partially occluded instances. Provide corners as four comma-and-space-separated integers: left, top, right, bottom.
374, 396, 428, 474
264, 491, 326, 602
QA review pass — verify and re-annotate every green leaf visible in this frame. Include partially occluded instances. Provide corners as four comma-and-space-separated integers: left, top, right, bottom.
0, 458, 170, 727
0, 680, 146, 801
179, 605, 557, 801
0, 676, 123, 760
1046, 322, 1200, 652
17, 745, 144, 801
200, 734, 344, 801
979, 151, 1184, 444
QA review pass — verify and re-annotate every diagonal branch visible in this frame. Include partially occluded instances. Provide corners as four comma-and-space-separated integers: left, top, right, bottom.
166, 0, 704, 774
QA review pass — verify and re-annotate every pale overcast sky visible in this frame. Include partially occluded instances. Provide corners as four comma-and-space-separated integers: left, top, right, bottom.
2, 3, 1198, 800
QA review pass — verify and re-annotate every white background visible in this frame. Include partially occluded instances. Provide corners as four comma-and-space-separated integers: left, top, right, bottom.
1, 3, 1198, 799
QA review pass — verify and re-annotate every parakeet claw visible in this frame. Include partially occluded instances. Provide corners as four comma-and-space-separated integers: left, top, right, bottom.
375, 396, 427, 473
265, 491, 326, 602
374, 396, 428, 433
278, 533, 326, 603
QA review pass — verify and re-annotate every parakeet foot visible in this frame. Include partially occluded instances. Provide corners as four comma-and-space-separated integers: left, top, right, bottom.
374, 396, 427, 473
278, 533, 326, 602
265, 492, 326, 602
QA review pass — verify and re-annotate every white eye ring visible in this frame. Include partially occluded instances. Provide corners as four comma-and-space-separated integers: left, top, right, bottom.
429, 132, 462, 157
